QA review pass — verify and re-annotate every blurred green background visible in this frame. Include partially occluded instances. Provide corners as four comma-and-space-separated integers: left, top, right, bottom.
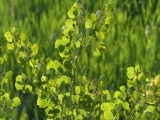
0, 0, 160, 119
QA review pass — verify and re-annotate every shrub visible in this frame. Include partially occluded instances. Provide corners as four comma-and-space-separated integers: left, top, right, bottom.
0, 1, 159, 120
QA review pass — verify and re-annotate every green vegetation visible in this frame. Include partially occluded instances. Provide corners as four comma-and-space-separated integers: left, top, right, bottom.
0, 0, 160, 119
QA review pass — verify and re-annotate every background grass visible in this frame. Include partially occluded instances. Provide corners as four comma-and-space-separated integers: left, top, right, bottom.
0, 0, 160, 119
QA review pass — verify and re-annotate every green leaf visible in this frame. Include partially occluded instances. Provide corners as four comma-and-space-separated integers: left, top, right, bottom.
77, 109, 87, 116
133, 91, 138, 99
91, 13, 96, 23
120, 86, 126, 93
41, 76, 47, 82
73, 2, 79, 9
12, 97, 21, 107
77, 115, 83, 119
31, 44, 38, 56
135, 64, 141, 73
63, 28, 70, 36
63, 59, 72, 70
85, 19, 92, 29
96, 10, 102, 19
65, 19, 74, 28
96, 32, 105, 41
7, 43, 14, 50
46, 58, 55, 70
93, 49, 101, 57
104, 111, 113, 120
20, 33, 26, 41
62, 36, 70, 46
4, 54, 8, 61
4, 32, 12, 42
37, 97, 48, 108
0, 57, 4, 64
101, 103, 115, 111
15, 83, 23, 90
3, 93, 10, 101
75, 40, 81, 48
98, 42, 106, 51
16, 75, 23, 82
127, 67, 135, 79
100, 24, 109, 32
5, 71, 13, 79
122, 102, 130, 111
114, 91, 121, 98
58, 94, 64, 104
145, 106, 155, 113
75, 86, 81, 95
105, 17, 113, 25
68, 10, 75, 19
22, 85, 32, 93
29, 59, 38, 68
2, 78, 8, 85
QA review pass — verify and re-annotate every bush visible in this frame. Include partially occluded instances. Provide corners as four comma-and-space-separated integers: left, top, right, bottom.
0, 1, 159, 120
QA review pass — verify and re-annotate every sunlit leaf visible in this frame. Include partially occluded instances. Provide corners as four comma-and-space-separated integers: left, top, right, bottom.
135, 64, 141, 73
122, 102, 130, 111
105, 17, 113, 25
75, 40, 81, 48
85, 19, 92, 29
46, 59, 55, 70
58, 94, 64, 104
101, 103, 115, 111
65, 19, 74, 28
120, 86, 126, 93
7, 43, 14, 50
5, 71, 13, 79
22, 85, 32, 93
104, 111, 113, 119
41, 76, 47, 82
3, 54, 8, 61
77, 109, 87, 116
93, 49, 101, 57
4, 32, 12, 42
13, 97, 21, 107
75, 86, 81, 95
91, 13, 96, 23
0, 57, 4, 64
31, 44, 38, 56
37, 97, 48, 108
114, 91, 121, 98
15, 83, 23, 90
16, 75, 23, 82
96, 32, 105, 41
127, 67, 135, 79
67, 8, 76, 19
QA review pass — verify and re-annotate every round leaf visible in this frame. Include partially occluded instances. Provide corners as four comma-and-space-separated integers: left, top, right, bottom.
13, 97, 21, 107
85, 19, 92, 29
75, 86, 81, 95
104, 111, 113, 120
7, 43, 14, 50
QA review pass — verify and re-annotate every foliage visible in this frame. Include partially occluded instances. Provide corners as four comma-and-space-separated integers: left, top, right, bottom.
0, 1, 160, 120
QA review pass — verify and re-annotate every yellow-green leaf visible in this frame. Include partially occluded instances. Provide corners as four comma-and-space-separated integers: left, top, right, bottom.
85, 19, 92, 29
13, 97, 21, 107
4, 32, 12, 42
31, 44, 38, 56
20, 33, 26, 41
7, 43, 14, 50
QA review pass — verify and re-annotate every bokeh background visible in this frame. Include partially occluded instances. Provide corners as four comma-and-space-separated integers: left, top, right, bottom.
0, 0, 160, 119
